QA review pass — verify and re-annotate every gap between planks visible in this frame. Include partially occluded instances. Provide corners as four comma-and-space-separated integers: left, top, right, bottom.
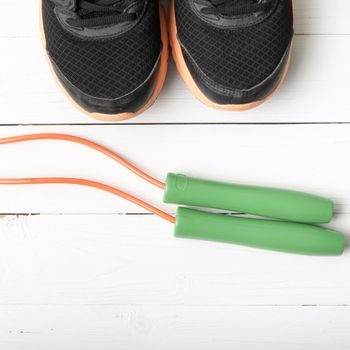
1, 122, 350, 127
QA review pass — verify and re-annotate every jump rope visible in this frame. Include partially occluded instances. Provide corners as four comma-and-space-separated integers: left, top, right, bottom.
0, 133, 345, 256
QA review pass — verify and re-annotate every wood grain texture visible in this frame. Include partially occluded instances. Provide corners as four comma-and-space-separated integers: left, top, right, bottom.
0, 124, 349, 214
0, 305, 349, 350
5, 0, 350, 38
1, 0, 350, 348
1, 36, 350, 124
1, 0, 349, 124
0, 214, 349, 306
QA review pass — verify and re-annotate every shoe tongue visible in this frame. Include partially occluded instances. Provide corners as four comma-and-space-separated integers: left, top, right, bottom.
208, 0, 273, 16
86, 0, 132, 6
79, 0, 137, 20
210, 0, 256, 5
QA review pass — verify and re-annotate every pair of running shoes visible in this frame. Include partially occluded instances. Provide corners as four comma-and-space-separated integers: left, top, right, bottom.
41, 0, 294, 121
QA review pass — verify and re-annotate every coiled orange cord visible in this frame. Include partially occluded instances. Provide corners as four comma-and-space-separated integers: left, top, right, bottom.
0, 133, 175, 224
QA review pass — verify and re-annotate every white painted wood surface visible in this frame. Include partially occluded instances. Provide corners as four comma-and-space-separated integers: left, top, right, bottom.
1, 0, 350, 349
3, 0, 350, 124
0, 124, 349, 214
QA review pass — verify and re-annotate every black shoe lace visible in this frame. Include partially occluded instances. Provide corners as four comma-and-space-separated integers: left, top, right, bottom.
67, 0, 142, 28
202, 0, 272, 16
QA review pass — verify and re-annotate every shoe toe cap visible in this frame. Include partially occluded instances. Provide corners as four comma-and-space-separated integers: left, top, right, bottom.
51, 54, 162, 115
181, 43, 292, 106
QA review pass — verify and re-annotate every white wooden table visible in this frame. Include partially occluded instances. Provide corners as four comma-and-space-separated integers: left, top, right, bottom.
1, 1, 349, 349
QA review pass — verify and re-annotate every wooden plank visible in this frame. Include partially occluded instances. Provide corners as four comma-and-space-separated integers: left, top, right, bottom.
2, 1, 349, 346
294, 0, 350, 34
0, 124, 349, 214
0, 213, 349, 306
0, 36, 349, 124
3, 0, 350, 38
0, 305, 349, 349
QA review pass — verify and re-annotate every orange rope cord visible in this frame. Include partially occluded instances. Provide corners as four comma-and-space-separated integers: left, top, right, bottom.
0, 133, 165, 189
0, 177, 175, 224
0, 134, 175, 224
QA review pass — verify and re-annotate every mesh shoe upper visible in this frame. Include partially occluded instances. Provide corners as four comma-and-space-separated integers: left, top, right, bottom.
175, 0, 294, 90
42, 0, 161, 99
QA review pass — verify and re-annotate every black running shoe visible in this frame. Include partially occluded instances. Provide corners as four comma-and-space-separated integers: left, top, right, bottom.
41, 0, 168, 121
169, 0, 294, 110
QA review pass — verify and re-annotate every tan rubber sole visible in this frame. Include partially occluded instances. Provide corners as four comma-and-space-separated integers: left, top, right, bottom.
168, 0, 293, 111
40, 2, 169, 121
